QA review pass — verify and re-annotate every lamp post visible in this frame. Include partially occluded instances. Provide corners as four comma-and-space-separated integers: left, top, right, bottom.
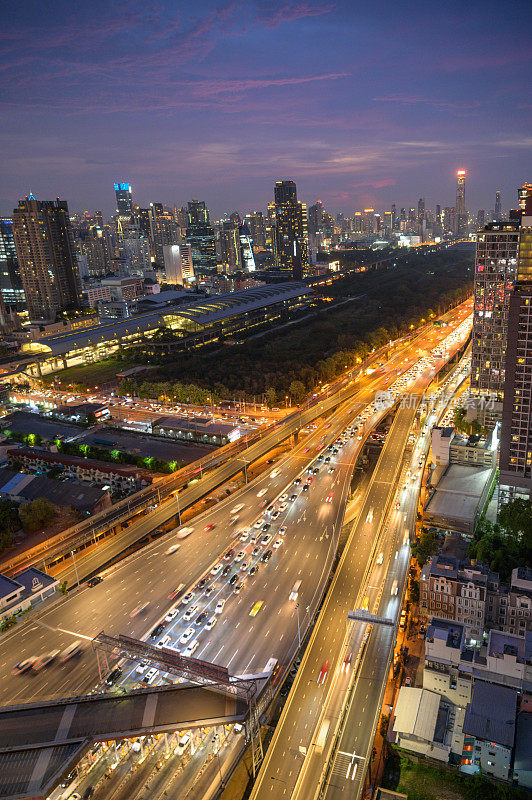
71, 550, 80, 588
176, 492, 181, 525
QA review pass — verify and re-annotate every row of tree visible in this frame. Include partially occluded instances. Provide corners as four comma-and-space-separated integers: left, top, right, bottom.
0, 498, 58, 555
54, 440, 183, 475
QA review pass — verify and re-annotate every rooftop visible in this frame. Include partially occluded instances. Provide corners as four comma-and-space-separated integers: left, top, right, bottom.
426, 617, 466, 650
393, 687, 442, 742
463, 680, 517, 747
488, 630, 532, 664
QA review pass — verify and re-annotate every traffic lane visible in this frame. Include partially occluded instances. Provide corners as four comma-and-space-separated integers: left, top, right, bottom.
0, 417, 361, 704
251, 410, 417, 797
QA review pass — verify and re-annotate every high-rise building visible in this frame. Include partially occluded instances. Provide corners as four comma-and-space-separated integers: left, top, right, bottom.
149, 206, 180, 265
417, 197, 425, 224
245, 211, 266, 251
470, 219, 520, 425
81, 226, 113, 278
219, 222, 242, 273
114, 182, 133, 216
455, 169, 467, 237
0, 218, 25, 308
476, 210, 486, 229
185, 200, 216, 270
499, 184, 532, 505
163, 243, 194, 285
12, 196, 82, 321
239, 223, 256, 272
495, 191, 502, 220
273, 180, 309, 280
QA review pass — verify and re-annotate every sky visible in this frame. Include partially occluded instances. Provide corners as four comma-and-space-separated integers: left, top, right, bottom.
0, 0, 530, 219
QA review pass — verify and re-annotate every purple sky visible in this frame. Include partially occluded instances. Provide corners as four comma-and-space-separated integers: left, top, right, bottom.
1, 0, 530, 218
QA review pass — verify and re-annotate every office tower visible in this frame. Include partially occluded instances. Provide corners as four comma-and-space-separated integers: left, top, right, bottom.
185, 200, 216, 270
308, 201, 324, 236
476, 210, 486, 229
353, 212, 363, 234
120, 233, 152, 275
383, 211, 393, 233
12, 196, 82, 321
114, 182, 133, 216
136, 207, 151, 238
455, 169, 467, 237
149, 206, 180, 265
498, 185, 532, 505
0, 218, 25, 308
219, 221, 242, 273
495, 191, 502, 220
417, 198, 425, 224
245, 211, 266, 251
363, 209, 377, 235
391, 203, 397, 230
176, 207, 189, 238
81, 226, 113, 278
470, 218, 520, 425
95, 210, 103, 228
239, 223, 256, 272
163, 243, 194, 286
273, 180, 309, 279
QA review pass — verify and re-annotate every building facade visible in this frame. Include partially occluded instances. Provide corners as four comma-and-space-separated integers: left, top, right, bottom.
273, 180, 310, 280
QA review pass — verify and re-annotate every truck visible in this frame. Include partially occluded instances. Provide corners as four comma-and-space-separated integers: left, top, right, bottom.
315, 719, 330, 754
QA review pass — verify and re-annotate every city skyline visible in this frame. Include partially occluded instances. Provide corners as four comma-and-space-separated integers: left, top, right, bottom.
1, 0, 531, 217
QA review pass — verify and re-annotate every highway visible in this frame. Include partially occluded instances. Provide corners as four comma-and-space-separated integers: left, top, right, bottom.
250, 314, 472, 800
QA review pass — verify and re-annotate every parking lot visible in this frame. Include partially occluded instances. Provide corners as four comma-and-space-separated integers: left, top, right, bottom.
78, 429, 214, 464
0, 410, 83, 440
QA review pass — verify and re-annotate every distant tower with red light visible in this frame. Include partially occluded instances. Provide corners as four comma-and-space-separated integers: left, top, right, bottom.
455, 169, 467, 237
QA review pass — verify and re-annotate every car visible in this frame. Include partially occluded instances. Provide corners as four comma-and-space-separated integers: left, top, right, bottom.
221, 564, 231, 577
240, 561, 249, 572
32, 650, 60, 671
183, 605, 198, 622
165, 607, 179, 623
168, 585, 184, 600
317, 660, 329, 685
271, 510, 280, 519
239, 529, 250, 542
175, 732, 192, 756
215, 599, 226, 614
205, 615, 217, 631
165, 544, 180, 555
261, 549, 272, 562
180, 627, 195, 644
391, 580, 398, 596
325, 493, 333, 503
328, 466, 335, 473
376, 552, 384, 565
261, 523, 271, 531
130, 601, 149, 618
184, 639, 199, 657
204, 585, 215, 598
289, 494, 298, 502
261, 533, 272, 546
195, 611, 208, 626
366, 508, 373, 523
196, 578, 207, 591
257, 488, 267, 497
313, 467, 319, 475
156, 634, 171, 649
362, 596, 370, 610
105, 666, 123, 686
279, 526, 287, 535
87, 576, 103, 587
395, 501, 400, 510
302, 484, 309, 492
248, 565, 258, 576
150, 623, 165, 639
254, 519, 263, 529
135, 661, 148, 675
249, 600, 264, 617
270, 469, 279, 478
223, 549, 235, 560
143, 668, 158, 684
293, 477, 301, 485
279, 493, 288, 501
181, 592, 194, 605
235, 550, 246, 562
203, 523, 215, 532
233, 582, 243, 594
272, 538, 283, 549
342, 652, 352, 672
211, 563, 223, 576
229, 574, 238, 586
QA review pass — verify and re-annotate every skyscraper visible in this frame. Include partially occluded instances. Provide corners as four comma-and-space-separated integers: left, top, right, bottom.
114, 182, 133, 216
219, 221, 242, 273
163, 243, 194, 286
455, 169, 467, 238
495, 191, 502, 220
273, 181, 309, 279
149, 206, 180, 265
185, 200, 216, 270
245, 211, 266, 251
12, 196, 82, 321
417, 197, 425, 224
499, 186, 532, 505
0, 218, 25, 308
239, 223, 256, 272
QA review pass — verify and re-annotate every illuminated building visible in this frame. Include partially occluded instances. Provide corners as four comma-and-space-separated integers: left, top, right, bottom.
114, 182, 132, 216
149, 206, 179, 265
0, 218, 25, 307
219, 221, 241, 273
495, 190, 502, 220
455, 169, 467, 237
273, 180, 310, 280
12, 196, 82, 321
239, 223, 256, 272
163, 243, 194, 286
245, 211, 266, 251
185, 199, 216, 270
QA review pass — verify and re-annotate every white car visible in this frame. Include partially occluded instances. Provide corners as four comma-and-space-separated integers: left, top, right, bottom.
270, 469, 279, 478
261, 534, 272, 546
165, 544, 180, 555
257, 488, 267, 498
215, 599, 226, 614
180, 627, 195, 644
181, 592, 194, 605
239, 529, 250, 542
143, 668, 158, 684
272, 538, 283, 550
175, 732, 191, 756
183, 605, 198, 622
279, 526, 287, 536
165, 607, 179, 622
135, 661, 148, 675
205, 615, 217, 631
210, 563, 223, 576
156, 634, 171, 649
376, 552, 384, 565
235, 550, 246, 562
184, 639, 199, 657
254, 519, 263, 529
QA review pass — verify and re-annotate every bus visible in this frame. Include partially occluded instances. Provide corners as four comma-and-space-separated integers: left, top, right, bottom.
263, 657, 278, 675
289, 580, 302, 601
174, 526, 194, 539
315, 719, 330, 754
60, 640, 83, 662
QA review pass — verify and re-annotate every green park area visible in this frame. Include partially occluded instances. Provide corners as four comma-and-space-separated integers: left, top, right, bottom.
41, 358, 129, 390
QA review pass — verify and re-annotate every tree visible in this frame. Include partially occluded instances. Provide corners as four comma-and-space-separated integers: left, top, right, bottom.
498, 498, 532, 563
18, 498, 58, 533
265, 387, 277, 408
289, 380, 306, 404
411, 529, 438, 568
